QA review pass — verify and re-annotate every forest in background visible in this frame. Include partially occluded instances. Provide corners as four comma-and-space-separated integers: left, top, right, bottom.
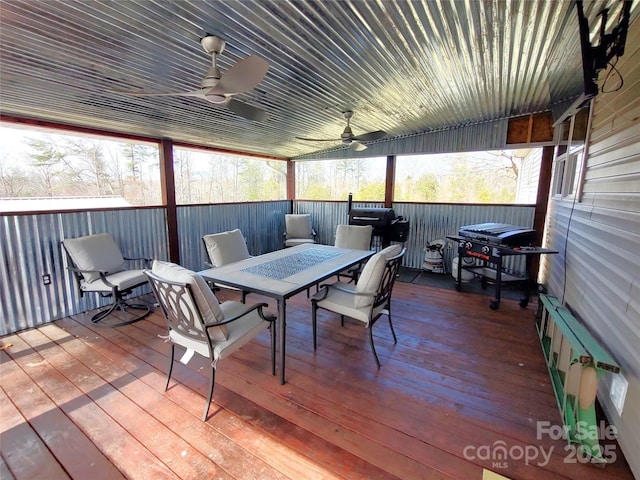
296, 150, 526, 203
0, 127, 535, 208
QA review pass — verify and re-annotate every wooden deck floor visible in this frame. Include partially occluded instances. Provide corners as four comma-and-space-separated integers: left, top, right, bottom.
1, 281, 633, 480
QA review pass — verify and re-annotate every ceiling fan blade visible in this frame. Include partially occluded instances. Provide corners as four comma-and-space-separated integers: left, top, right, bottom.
295, 137, 342, 142
352, 130, 386, 142
112, 89, 206, 98
227, 97, 268, 122
350, 141, 367, 152
208, 55, 269, 95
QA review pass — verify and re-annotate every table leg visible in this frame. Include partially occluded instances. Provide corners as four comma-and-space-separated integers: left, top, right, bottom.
278, 298, 286, 384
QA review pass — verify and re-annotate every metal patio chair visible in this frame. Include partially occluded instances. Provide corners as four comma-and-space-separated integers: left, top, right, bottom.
62, 233, 151, 327
145, 260, 276, 421
311, 245, 405, 368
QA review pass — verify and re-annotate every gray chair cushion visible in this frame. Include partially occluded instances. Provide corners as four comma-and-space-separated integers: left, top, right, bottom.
285, 214, 313, 239
379, 244, 402, 258
82, 269, 148, 292
313, 281, 385, 326
203, 229, 251, 267
354, 253, 387, 308
284, 238, 315, 247
63, 233, 125, 283
335, 225, 373, 250
152, 260, 228, 340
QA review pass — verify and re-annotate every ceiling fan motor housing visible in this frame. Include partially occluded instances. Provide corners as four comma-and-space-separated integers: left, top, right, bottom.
341, 126, 354, 141
201, 66, 222, 89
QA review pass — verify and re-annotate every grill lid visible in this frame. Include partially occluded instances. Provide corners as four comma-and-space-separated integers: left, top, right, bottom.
349, 208, 396, 228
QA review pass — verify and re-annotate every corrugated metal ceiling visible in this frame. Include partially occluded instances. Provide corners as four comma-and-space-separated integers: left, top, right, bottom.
0, 0, 634, 159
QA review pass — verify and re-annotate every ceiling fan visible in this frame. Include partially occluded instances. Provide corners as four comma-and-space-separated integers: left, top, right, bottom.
296, 111, 386, 151
116, 35, 269, 121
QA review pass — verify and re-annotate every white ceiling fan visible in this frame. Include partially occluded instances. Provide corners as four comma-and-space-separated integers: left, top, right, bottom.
116, 35, 269, 121
296, 111, 386, 151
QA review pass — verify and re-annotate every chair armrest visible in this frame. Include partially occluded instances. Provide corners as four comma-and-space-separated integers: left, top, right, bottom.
123, 256, 152, 268
67, 265, 103, 275
312, 283, 375, 301
66, 266, 116, 288
204, 302, 276, 328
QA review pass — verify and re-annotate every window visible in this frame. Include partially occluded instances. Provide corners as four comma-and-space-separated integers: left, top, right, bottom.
552, 106, 589, 198
295, 157, 387, 201
0, 125, 288, 211
173, 147, 286, 204
395, 149, 541, 204
0, 125, 161, 211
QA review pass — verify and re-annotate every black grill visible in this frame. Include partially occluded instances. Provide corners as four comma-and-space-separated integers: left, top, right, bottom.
348, 207, 409, 244
349, 208, 396, 229
458, 222, 537, 247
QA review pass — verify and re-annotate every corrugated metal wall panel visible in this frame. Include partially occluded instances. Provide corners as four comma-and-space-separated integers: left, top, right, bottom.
293, 200, 384, 246
177, 201, 290, 272
0, 199, 535, 335
294, 200, 535, 272
394, 202, 536, 273
542, 16, 640, 479
0, 208, 168, 335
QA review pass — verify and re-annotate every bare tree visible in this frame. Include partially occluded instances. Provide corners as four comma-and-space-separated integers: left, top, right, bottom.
67, 139, 113, 195
0, 157, 29, 197
174, 149, 194, 203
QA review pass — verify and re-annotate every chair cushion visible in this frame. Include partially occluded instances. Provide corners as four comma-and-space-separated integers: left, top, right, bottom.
213, 301, 271, 365
335, 225, 373, 250
202, 229, 251, 267
285, 214, 313, 239
82, 269, 148, 292
64, 233, 125, 283
284, 238, 315, 247
152, 260, 228, 340
354, 253, 387, 308
379, 244, 402, 258
168, 300, 270, 363
314, 282, 384, 326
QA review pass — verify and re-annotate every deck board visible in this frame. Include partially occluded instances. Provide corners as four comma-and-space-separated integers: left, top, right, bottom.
0, 281, 634, 480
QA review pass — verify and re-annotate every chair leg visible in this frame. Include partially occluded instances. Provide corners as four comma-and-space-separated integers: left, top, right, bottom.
340, 315, 345, 327
388, 316, 398, 344
203, 367, 216, 421
270, 323, 276, 375
91, 301, 118, 323
91, 292, 151, 327
387, 308, 398, 344
312, 303, 318, 350
165, 344, 175, 391
369, 326, 381, 369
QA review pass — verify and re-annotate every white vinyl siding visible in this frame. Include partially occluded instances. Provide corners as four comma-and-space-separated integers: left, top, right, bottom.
541, 15, 640, 478
516, 149, 542, 204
